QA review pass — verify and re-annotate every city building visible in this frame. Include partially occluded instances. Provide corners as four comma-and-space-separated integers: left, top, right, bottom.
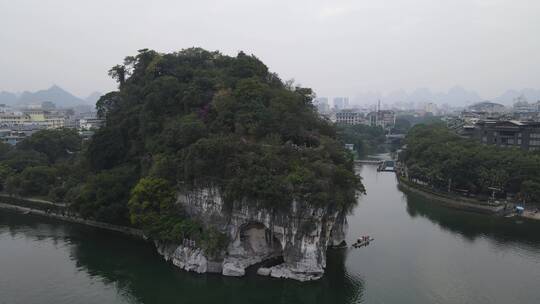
0, 113, 29, 126
473, 120, 540, 151
0, 109, 66, 129
313, 97, 330, 114
424, 102, 438, 115
79, 117, 104, 130
333, 97, 349, 110
0, 125, 45, 145
467, 101, 506, 114
0, 101, 102, 144
511, 98, 540, 121
0, 104, 11, 113
335, 109, 367, 125
367, 110, 396, 129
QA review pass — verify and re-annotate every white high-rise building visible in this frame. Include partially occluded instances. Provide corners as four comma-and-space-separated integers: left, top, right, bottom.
313, 97, 330, 113
425, 102, 437, 114
333, 97, 349, 110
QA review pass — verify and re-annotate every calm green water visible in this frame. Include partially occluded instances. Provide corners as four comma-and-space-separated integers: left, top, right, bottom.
1, 165, 540, 304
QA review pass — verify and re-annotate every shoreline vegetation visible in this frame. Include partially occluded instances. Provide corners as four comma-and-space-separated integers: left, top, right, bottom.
397, 175, 540, 221
397, 177, 506, 214
400, 124, 540, 211
396, 172, 540, 221
0, 194, 143, 238
395, 123, 540, 221
336, 124, 387, 157
2, 167, 538, 246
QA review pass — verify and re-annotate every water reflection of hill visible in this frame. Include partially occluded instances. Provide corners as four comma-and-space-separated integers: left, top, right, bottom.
401, 188, 540, 249
1, 210, 363, 304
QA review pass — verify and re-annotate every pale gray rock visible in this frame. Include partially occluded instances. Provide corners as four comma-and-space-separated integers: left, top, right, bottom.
269, 264, 323, 281
155, 242, 211, 274
171, 246, 208, 273
257, 267, 271, 276
154, 186, 351, 281
222, 261, 245, 276
329, 212, 348, 247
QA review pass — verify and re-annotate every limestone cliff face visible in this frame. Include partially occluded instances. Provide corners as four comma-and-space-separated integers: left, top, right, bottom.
155, 187, 348, 281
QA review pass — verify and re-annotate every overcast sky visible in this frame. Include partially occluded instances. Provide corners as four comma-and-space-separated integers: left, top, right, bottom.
1, 0, 539, 99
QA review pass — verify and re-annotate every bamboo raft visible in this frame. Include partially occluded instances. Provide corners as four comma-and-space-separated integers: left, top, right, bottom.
352, 237, 374, 248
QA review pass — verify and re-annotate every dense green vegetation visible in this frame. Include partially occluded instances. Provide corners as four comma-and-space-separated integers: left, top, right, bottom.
334, 114, 440, 158
0, 129, 83, 200
402, 124, 540, 204
336, 124, 386, 157
0, 48, 363, 251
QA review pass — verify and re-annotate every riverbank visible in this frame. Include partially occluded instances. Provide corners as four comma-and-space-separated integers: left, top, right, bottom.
2, 164, 540, 304
0, 195, 143, 238
397, 176, 507, 214
521, 210, 540, 221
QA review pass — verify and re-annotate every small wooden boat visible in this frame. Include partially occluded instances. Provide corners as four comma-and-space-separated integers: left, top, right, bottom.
352, 236, 374, 248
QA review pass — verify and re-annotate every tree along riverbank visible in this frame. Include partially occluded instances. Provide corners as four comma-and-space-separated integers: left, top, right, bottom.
401, 124, 540, 206
397, 176, 509, 215
398, 175, 540, 221
0, 194, 143, 238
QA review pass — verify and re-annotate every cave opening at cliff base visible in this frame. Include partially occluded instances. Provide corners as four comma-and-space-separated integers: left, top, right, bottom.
239, 222, 284, 268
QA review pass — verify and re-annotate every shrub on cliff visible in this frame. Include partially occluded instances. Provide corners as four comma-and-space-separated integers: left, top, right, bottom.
128, 177, 226, 250
128, 177, 186, 240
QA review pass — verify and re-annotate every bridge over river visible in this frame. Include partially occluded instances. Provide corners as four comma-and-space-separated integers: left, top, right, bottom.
355, 159, 396, 172
354, 160, 382, 165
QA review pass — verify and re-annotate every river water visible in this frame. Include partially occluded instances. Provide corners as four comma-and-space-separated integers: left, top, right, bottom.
1, 165, 539, 304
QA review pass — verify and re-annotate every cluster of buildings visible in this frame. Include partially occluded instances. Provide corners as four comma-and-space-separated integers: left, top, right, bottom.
313, 91, 540, 152
0, 102, 102, 145
314, 97, 396, 130
334, 109, 396, 129
449, 98, 540, 151
313, 93, 540, 152
313, 97, 351, 113
473, 120, 540, 151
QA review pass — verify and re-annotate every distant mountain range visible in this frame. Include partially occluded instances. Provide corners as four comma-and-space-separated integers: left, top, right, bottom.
4, 85, 540, 109
84, 91, 102, 104
491, 89, 540, 105
352, 86, 540, 106
0, 85, 101, 108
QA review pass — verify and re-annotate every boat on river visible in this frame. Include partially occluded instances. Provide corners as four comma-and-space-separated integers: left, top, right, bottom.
352, 236, 374, 248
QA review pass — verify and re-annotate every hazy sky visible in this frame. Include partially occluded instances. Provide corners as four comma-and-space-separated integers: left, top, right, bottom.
1, 0, 539, 99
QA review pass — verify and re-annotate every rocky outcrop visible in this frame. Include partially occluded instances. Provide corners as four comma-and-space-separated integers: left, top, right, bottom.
155, 241, 222, 273
329, 211, 348, 247
155, 187, 350, 281
257, 267, 271, 276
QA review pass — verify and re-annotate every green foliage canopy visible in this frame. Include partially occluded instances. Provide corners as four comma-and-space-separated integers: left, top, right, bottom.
403, 124, 540, 203
88, 48, 362, 211
336, 124, 386, 157
0, 48, 364, 252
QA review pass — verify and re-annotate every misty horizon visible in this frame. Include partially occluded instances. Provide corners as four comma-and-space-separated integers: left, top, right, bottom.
2, 84, 540, 109
1, 0, 539, 100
